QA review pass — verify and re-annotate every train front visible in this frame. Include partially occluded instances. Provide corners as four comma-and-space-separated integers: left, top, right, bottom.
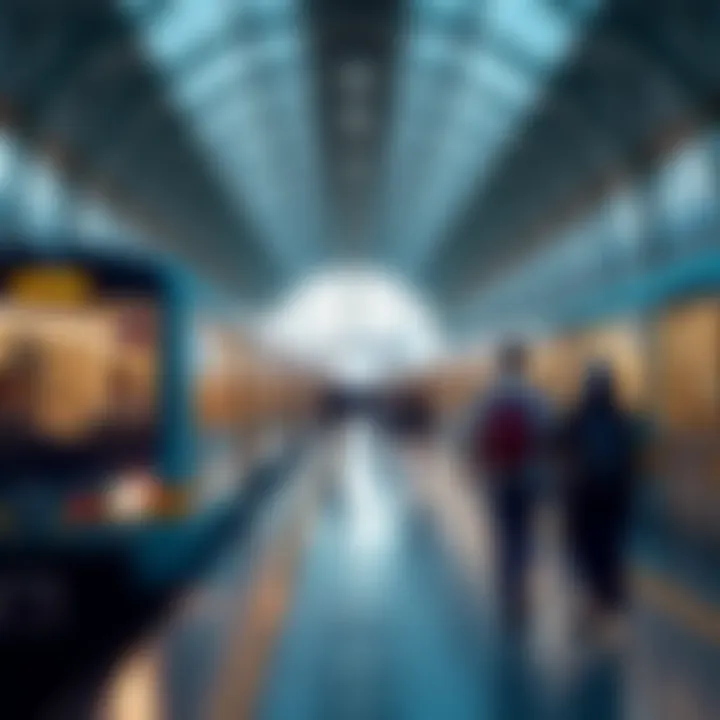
0, 253, 174, 624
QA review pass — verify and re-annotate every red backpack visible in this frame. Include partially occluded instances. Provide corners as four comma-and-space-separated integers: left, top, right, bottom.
476, 397, 535, 473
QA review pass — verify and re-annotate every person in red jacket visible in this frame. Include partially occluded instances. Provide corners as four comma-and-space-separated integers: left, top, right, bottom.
465, 340, 552, 631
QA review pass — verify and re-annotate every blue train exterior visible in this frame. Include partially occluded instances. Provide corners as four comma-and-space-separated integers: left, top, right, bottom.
0, 245, 266, 594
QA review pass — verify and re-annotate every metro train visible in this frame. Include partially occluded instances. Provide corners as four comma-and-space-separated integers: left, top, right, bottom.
0, 245, 319, 604
412, 250, 720, 540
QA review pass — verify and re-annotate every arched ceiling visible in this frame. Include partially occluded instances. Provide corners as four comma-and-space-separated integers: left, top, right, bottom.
0, 0, 717, 320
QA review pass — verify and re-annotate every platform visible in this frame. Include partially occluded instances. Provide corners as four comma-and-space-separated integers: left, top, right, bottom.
98, 423, 720, 720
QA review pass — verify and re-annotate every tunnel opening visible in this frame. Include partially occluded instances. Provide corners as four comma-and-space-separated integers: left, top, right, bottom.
264, 265, 446, 387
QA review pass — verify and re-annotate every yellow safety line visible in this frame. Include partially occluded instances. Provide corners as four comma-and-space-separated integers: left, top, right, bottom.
209, 477, 319, 720
633, 567, 720, 646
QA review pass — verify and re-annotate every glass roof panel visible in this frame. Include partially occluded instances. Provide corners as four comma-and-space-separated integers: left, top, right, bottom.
412, 33, 457, 68
141, 0, 235, 64
484, 0, 578, 64
658, 134, 716, 225
468, 48, 536, 106
173, 45, 252, 107
384, 0, 599, 271
462, 201, 611, 322
417, 0, 471, 11
607, 188, 644, 248
127, 0, 322, 270
78, 196, 120, 242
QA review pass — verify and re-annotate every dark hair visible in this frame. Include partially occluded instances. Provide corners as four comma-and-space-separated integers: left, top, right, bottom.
583, 360, 616, 405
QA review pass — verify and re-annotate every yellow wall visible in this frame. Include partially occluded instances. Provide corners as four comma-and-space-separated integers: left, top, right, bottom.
655, 301, 719, 433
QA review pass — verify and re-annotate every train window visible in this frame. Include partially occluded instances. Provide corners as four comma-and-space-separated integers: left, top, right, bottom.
0, 268, 161, 481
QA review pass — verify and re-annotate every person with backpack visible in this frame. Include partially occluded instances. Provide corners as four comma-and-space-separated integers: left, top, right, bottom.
465, 340, 551, 630
556, 361, 642, 641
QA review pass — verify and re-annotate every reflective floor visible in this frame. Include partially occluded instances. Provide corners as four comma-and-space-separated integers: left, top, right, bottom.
260, 423, 720, 720
99, 422, 720, 720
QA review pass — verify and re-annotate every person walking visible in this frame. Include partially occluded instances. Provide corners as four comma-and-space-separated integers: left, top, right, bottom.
465, 340, 551, 630
557, 361, 641, 642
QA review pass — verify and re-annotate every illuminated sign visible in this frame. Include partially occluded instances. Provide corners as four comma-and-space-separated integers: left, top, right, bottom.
7, 267, 93, 306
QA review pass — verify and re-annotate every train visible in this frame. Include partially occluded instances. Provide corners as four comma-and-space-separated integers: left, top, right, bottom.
0, 244, 321, 609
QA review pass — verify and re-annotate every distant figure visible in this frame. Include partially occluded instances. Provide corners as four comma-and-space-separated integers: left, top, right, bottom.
317, 386, 351, 427
557, 362, 641, 638
389, 386, 435, 444
466, 340, 551, 629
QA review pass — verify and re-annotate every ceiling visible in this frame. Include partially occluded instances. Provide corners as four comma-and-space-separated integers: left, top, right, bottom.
0, 0, 716, 320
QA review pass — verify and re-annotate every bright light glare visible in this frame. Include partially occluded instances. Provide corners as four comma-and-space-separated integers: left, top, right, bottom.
106, 474, 156, 521
265, 267, 445, 384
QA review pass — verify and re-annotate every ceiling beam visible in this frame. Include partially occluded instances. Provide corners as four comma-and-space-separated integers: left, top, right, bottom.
0, 3, 285, 302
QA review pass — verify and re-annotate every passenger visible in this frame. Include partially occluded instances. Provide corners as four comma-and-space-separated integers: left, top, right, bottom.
390, 386, 436, 445
465, 340, 551, 630
316, 385, 347, 427
556, 362, 641, 641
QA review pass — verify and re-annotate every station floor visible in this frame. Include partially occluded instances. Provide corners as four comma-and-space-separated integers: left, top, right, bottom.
104, 422, 720, 720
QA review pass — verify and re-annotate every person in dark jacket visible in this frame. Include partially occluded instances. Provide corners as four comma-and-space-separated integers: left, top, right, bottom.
557, 361, 641, 635
391, 388, 436, 443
